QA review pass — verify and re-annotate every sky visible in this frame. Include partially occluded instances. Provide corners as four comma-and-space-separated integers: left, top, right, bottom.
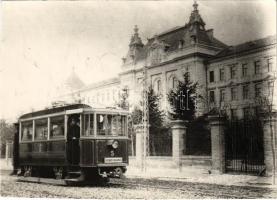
0, 0, 276, 122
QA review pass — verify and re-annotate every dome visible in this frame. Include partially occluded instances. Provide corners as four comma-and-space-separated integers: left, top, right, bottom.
64, 70, 85, 91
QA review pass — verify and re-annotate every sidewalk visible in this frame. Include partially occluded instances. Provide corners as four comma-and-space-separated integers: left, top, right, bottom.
125, 166, 276, 189
0, 158, 13, 171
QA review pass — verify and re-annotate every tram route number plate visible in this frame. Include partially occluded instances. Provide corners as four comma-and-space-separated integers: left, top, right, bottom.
104, 157, 123, 163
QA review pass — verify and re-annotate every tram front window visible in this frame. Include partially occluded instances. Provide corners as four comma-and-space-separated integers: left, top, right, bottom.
35, 118, 48, 140
83, 114, 94, 136
21, 121, 33, 141
96, 114, 127, 136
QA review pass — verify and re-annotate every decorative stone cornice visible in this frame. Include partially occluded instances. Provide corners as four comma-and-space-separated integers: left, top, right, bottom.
171, 119, 188, 129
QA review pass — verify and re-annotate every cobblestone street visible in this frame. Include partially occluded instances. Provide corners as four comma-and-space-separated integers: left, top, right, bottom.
1, 171, 277, 199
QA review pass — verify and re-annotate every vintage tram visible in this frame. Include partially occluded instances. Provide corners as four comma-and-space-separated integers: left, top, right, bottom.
15, 104, 129, 182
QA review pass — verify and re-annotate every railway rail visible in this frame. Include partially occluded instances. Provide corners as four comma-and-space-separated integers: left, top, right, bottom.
16, 175, 273, 199
109, 178, 269, 199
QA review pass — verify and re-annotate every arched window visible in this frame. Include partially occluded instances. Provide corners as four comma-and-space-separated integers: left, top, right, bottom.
157, 80, 161, 92
154, 79, 162, 94
168, 76, 178, 90
178, 40, 184, 49
172, 77, 178, 89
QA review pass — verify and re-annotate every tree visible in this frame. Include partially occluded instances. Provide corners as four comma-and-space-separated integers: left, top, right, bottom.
148, 88, 165, 132
131, 87, 166, 155
0, 119, 15, 158
167, 72, 202, 121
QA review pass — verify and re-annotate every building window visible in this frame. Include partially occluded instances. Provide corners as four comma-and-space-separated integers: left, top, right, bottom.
178, 40, 184, 49
220, 89, 225, 102
231, 87, 237, 101
230, 65, 237, 79
242, 63, 248, 77
191, 35, 196, 44
243, 107, 251, 119
107, 92, 110, 101
255, 83, 262, 98
172, 77, 178, 89
154, 79, 161, 94
209, 90, 215, 103
97, 93, 100, 103
231, 109, 238, 119
267, 58, 273, 72
209, 71, 214, 83
219, 68, 225, 81
254, 60, 261, 74
157, 79, 161, 92
242, 84, 249, 99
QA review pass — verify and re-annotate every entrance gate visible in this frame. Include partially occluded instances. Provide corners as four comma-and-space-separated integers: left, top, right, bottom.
225, 118, 265, 175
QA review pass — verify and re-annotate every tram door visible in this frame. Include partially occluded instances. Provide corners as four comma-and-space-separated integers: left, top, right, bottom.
67, 114, 80, 165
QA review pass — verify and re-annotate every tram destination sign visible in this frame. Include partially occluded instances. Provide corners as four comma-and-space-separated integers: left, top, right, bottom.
104, 157, 123, 163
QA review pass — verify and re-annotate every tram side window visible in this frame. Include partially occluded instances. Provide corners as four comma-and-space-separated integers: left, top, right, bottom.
21, 121, 33, 141
35, 118, 48, 140
83, 114, 94, 136
97, 114, 106, 135
50, 116, 64, 139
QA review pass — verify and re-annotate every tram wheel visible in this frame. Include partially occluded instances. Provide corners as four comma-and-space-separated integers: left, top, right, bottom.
53, 167, 64, 179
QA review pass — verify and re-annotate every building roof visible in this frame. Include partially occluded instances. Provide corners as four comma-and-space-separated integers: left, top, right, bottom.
81, 77, 120, 91
125, 2, 227, 63
211, 35, 276, 61
132, 25, 227, 62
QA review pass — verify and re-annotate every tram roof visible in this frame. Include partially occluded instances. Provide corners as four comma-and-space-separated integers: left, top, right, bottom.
19, 104, 129, 120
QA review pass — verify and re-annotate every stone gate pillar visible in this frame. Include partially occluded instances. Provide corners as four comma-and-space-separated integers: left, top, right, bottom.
171, 120, 188, 168
134, 124, 144, 167
208, 115, 225, 174
262, 112, 277, 176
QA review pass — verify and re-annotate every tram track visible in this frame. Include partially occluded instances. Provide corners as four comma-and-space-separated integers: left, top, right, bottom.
109, 178, 273, 199
12, 175, 275, 198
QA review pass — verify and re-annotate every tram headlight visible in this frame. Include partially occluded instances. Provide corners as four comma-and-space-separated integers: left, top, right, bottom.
112, 140, 119, 149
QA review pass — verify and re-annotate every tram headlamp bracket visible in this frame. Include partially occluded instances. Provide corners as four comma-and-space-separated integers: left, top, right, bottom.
112, 140, 119, 149
107, 140, 119, 149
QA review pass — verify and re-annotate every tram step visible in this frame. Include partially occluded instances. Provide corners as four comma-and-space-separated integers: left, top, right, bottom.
64, 178, 80, 182
18, 176, 66, 186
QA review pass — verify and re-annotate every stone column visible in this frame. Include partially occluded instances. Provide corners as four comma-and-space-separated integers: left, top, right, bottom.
261, 112, 277, 176
171, 120, 188, 168
134, 124, 144, 167
208, 115, 225, 174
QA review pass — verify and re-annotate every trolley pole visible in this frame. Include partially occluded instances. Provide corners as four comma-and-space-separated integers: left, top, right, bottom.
142, 65, 149, 172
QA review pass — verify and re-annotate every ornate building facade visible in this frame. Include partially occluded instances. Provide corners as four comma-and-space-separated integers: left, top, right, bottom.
56, 2, 277, 119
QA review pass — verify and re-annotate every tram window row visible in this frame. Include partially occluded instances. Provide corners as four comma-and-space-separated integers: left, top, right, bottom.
20, 114, 127, 142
